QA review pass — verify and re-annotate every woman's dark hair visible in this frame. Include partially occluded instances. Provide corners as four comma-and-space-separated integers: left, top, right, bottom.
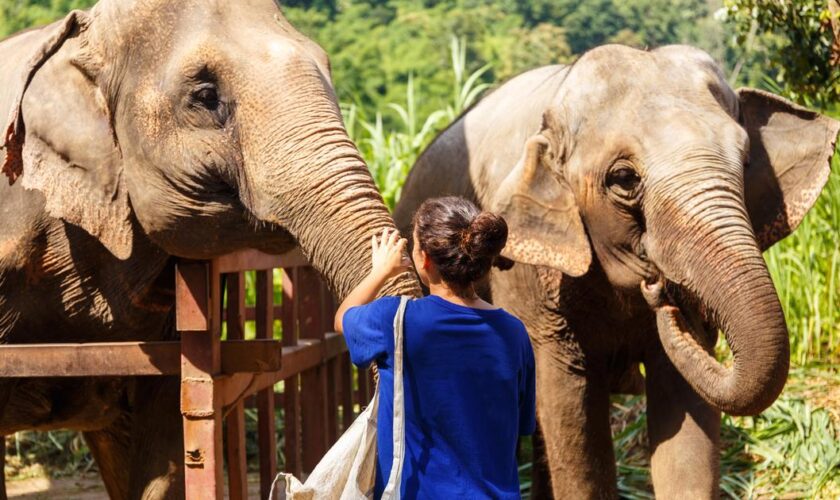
412, 196, 508, 297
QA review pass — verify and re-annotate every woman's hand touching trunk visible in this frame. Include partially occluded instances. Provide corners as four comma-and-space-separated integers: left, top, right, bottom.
334, 228, 413, 333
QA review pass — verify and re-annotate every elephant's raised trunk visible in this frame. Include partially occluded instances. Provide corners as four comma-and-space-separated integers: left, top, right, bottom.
236, 59, 420, 300
644, 161, 789, 415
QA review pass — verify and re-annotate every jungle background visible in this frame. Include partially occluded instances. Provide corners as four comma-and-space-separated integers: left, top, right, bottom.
1, 0, 840, 498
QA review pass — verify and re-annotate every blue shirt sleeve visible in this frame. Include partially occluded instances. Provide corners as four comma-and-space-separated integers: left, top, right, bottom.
519, 325, 537, 435
342, 296, 400, 368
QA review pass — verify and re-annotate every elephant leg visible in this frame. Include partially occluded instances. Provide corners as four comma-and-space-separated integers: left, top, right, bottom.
0, 383, 12, 500
128, 376, 184, 500
529, 423, 552, 500
535, 345, 616, 499
0, 436, 6, 500
83, 411, 133, 500
645, 347, 720, 499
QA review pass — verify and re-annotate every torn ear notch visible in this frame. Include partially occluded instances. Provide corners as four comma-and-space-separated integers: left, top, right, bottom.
2, 10, 91, 185
1, 10, 134, 260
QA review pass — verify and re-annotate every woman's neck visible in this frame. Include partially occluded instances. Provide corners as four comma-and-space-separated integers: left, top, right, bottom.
427, 282, 498, 310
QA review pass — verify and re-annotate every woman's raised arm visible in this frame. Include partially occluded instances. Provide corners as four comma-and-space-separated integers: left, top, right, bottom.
333, 228, 412, 333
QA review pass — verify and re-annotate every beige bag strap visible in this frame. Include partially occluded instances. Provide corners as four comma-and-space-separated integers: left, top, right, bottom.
381, 295, 409, 500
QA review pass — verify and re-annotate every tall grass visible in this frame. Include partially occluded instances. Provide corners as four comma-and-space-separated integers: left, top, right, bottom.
765, 151, 840, 365
611, 368, 840, 498
342, 37, 490, 210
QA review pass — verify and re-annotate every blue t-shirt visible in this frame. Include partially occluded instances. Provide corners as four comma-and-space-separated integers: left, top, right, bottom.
343, 294, 536, 499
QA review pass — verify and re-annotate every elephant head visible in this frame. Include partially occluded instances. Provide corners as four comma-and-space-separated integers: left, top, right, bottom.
493, 45, 839, 415
1, 0, 419, 299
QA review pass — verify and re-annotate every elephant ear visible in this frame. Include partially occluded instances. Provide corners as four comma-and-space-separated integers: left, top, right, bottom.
2, 11, 133, 259
491, 124, 591, 276
738, 88, 840, 251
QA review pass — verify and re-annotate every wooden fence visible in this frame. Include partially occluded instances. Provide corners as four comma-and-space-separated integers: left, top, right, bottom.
0, 248, 374, 499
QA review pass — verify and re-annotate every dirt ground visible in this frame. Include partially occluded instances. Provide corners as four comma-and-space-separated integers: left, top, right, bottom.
7, 474, 106, 499
7, 472, 265, 499
6, 369, 838, 498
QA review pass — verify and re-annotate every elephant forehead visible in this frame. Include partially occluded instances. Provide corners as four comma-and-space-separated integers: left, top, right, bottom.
93, 0, 305, 59
557, 45, 732, 119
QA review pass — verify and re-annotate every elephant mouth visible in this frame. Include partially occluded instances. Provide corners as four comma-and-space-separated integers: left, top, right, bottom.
641, 259, 717, 348
643, 275, 721, 352
668, 281, 713, 325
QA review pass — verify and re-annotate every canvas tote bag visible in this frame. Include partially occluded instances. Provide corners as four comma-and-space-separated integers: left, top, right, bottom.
270, 295, 410, 500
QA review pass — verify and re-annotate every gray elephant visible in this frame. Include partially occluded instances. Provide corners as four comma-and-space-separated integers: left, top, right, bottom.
394, 44, 840, 498
0, 0, 418, 498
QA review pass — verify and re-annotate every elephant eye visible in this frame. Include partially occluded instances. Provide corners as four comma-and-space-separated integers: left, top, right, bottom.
606, 164, 641, 195
192, 84, 220, 110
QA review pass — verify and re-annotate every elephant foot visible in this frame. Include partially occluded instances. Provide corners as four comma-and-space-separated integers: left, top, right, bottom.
84, 410, 133, 500
128, 377, 184, 500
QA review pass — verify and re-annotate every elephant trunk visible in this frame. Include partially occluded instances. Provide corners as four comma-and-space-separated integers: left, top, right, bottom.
644, 162, 789, 415
236, 60, 420, 300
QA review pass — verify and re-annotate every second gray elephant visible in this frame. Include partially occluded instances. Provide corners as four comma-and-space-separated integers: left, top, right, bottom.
395, 44, 840, 498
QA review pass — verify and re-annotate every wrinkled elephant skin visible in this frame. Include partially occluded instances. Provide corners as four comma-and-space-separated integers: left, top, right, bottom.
394, 45, 839, 499
0, 1, 419, 498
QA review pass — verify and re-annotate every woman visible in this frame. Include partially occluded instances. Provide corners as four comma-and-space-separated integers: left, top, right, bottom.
334, 196, 536, 499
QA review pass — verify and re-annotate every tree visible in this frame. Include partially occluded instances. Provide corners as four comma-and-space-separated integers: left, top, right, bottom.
0, 0, 95, 37
721, 0, 840, 107
830, 0, 839, 64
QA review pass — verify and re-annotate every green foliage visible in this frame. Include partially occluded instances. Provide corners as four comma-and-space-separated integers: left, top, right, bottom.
721, 0, 840, 107
282, 0, 728, 126
765, 149, 840, 365
549, 0, 714, 53
0, 0, 95, 37
284, 1, 550, 124
610, 369, 840, 499
5, 430, 93, 479
345, 36, 489, 210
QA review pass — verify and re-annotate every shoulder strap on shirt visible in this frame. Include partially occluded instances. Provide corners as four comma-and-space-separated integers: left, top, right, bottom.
382, 295, 409, 500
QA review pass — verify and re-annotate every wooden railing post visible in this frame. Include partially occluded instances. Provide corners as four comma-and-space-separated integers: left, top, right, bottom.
256, 269, 278, 499
281, 268, 302, 477
298, 266, 329, 473
224, 272, 248, 500
177, 261, 223, 500
322, 284, 340, 443
340, 354, 354, 431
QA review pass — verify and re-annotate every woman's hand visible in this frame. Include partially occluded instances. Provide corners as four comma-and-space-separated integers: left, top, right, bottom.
334, 227, 413, 333
370, 228, 412, 281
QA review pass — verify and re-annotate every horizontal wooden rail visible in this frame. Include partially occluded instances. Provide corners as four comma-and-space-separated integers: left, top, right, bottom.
277, 333, 346, 380
215, 248, 308, 273
0, 333, 346, 378
223, 305, 283, 322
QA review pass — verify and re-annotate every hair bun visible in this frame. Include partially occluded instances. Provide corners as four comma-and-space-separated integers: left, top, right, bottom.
414, 196, 509, 295
463, 212, 508, 259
